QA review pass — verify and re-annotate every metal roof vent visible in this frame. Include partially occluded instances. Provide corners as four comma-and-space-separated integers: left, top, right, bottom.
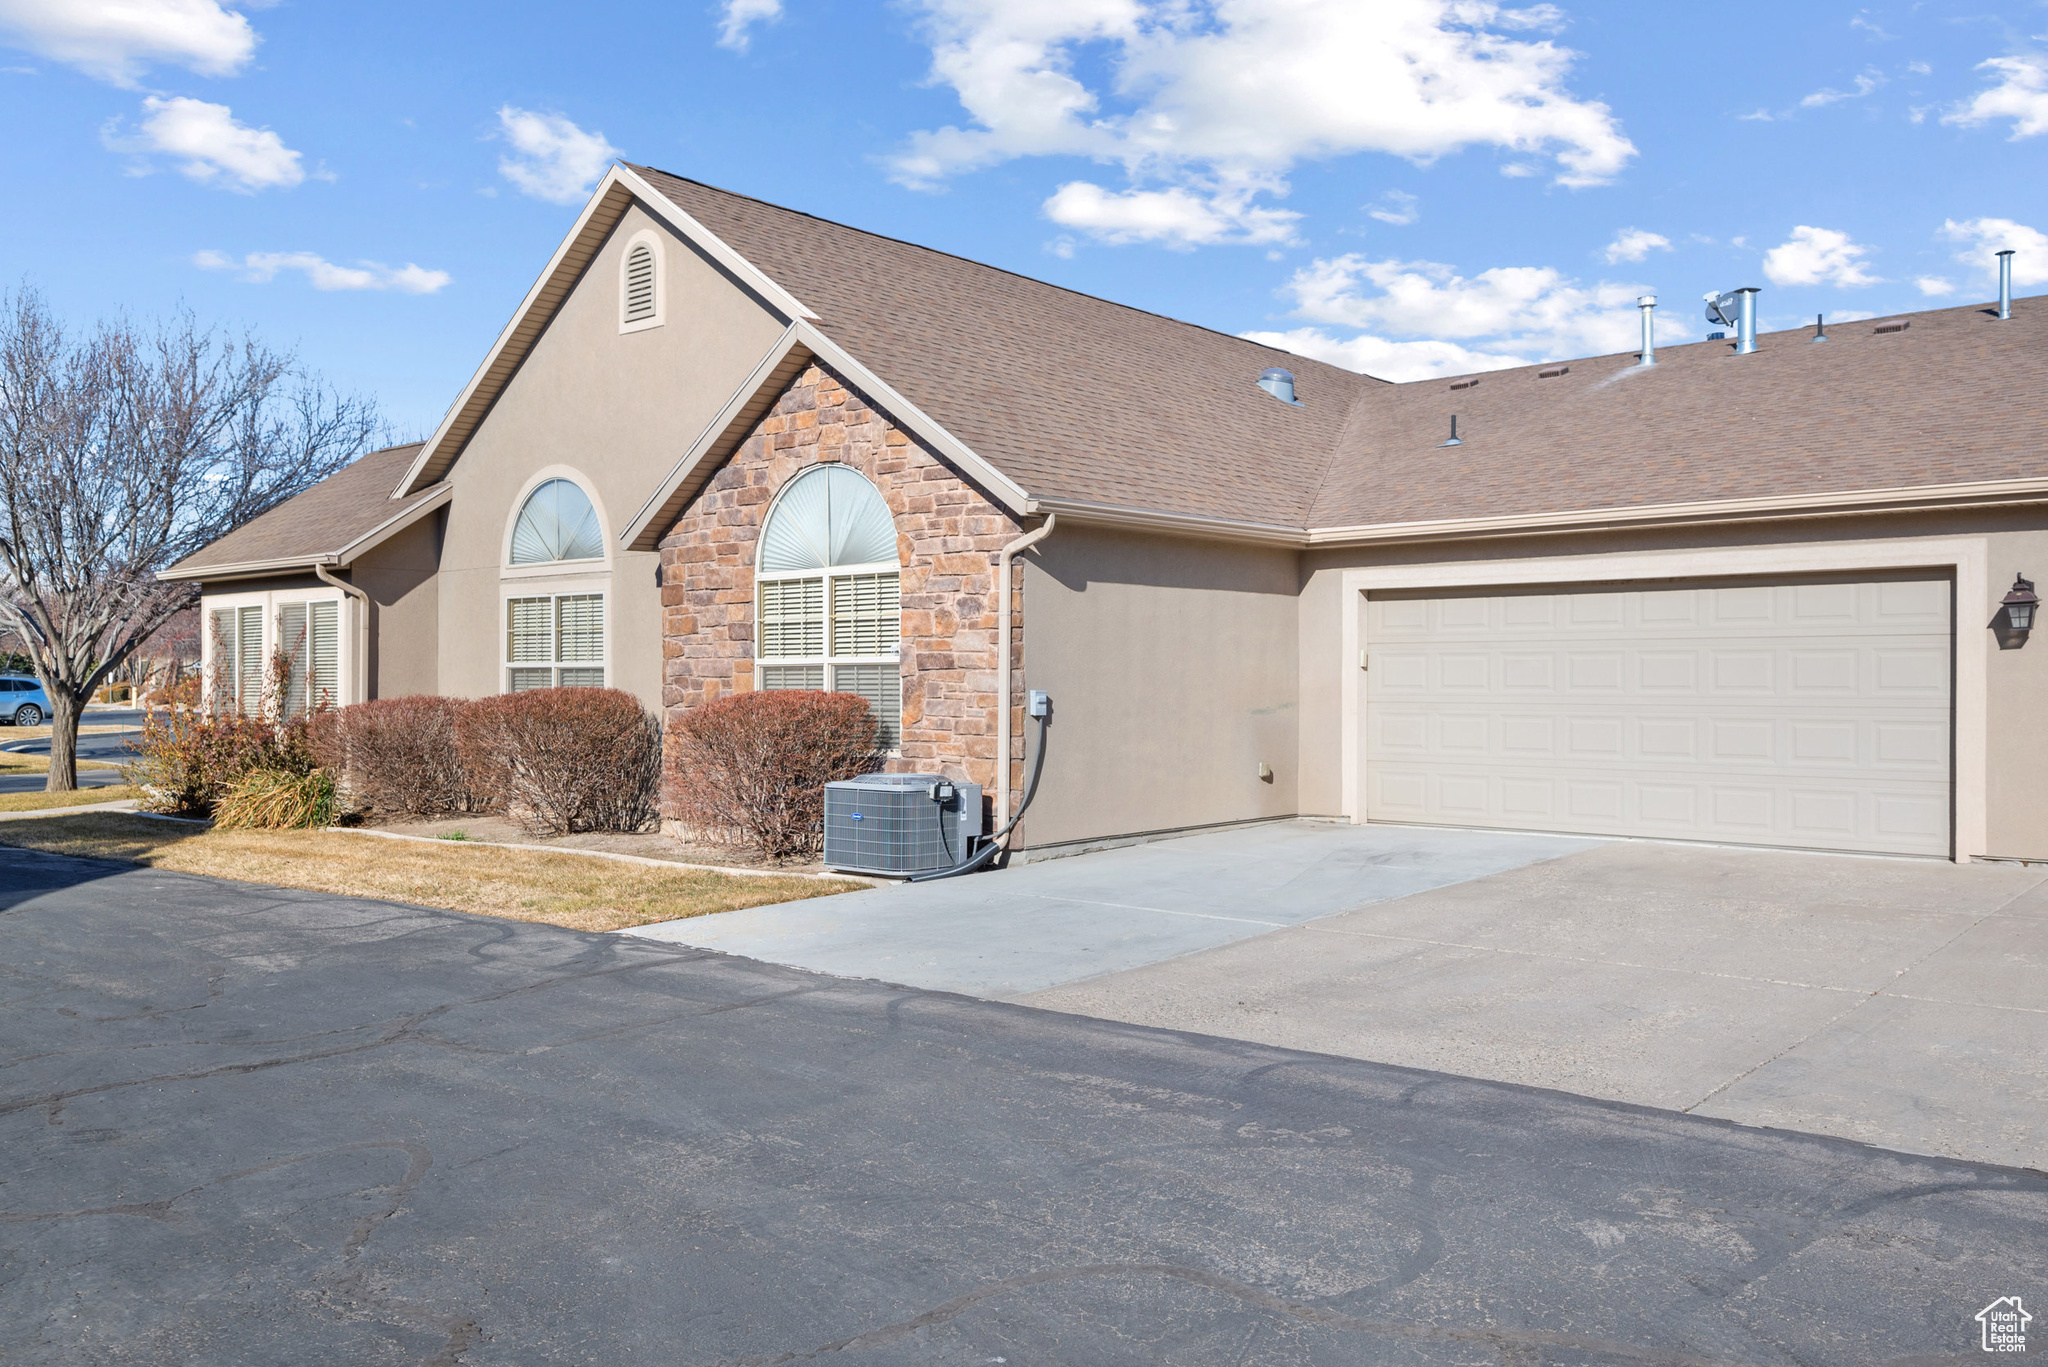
1257, 367, 1302, 405
1706, 287, 1761, 354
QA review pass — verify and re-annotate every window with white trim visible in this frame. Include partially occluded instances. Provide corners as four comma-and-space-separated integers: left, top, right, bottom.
755, 464, 902, 749
507, 593, 606, 691
208, 598, 340, 716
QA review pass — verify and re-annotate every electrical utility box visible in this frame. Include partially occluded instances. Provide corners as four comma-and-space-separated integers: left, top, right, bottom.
823, 773, 983, 876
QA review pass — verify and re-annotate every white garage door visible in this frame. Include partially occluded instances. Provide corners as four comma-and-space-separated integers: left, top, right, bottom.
1365, 576, 1953, 856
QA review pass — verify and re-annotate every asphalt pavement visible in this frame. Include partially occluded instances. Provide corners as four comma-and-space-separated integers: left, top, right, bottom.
3, 846, 2043, 1366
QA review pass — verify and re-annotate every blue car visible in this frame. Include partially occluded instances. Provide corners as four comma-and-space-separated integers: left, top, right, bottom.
0, 675, 50, 726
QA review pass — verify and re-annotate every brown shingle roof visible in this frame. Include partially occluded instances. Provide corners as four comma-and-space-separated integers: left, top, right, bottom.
1309, 302, 2048, 530
632, 165, 1375, 529
166, 443, 437, 577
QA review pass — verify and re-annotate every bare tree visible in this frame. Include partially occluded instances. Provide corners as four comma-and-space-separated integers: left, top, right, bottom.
0, 287, 381, 789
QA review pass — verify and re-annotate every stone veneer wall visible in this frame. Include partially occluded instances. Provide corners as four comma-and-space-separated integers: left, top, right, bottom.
657, 361, 1026, 825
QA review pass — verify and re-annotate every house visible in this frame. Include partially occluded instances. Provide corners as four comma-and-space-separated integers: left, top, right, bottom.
165, 163, 2048, 863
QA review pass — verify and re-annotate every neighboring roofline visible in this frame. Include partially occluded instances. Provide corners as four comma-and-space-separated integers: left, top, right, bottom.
1302, 475, 2048, 547
158, 483, 453, 582
395, 163, 819, 498
621, 320, 1032, 551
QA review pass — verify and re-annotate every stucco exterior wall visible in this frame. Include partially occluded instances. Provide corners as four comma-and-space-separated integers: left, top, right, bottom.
1019, 524, 1301, 852
434, 203, 790, 712
658, 361, 1025, 823
351, 511, 441, 699
1296, 507, 2048, 861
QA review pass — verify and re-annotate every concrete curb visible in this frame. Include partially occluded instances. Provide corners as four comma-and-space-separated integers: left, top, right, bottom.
0, 797, 143, 822
326, 826, 878, 885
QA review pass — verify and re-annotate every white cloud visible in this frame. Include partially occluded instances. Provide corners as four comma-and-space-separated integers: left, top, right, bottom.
1916, 275, 1956, 296
717, 0, 780, 51
1937, 216, 2048, 285
1945, 54, 2048, 138
890, 0, 1635, 248
1267, 251, 1687, 378
1800, 69, 1885, 108
1366, 190, 1419, 225
496, 106, 618, 204
195, 250, 451, 294
1042, 180, 1300, 247
1850, 15, 1892, 40
1603, 227, 1669, 264
0, 0, 254, 86
1906, 60, 1930, 76
110, 96, 304, 191
1242, 326, 1526, 382
1761, 225, 1881, 287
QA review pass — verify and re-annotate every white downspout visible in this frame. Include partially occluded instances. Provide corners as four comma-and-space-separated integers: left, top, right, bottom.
995, 513, 1054, 832
314, 563, 371, 705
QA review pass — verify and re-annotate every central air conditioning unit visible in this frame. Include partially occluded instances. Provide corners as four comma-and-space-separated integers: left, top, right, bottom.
823, 773, 984, 876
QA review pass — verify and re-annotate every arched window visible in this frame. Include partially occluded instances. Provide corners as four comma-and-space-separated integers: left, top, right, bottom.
755, 464, 901, 748
510, 478, 604, 565
504, 477, 607, 692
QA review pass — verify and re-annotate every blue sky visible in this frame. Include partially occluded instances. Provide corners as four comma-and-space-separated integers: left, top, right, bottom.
4, 0, 2047, 438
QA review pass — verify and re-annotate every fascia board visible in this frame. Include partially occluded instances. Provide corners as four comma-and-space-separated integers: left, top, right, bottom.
1305, 476, 2048, 547
396, 168, 640, 497
397, 166, 821, 501
612, 164, 816, 324
157, 554, 338, 583
620, 319, 1032, 552
335, 483, 454, 564
1026, 496, 1308, 547
793, 320, 1030, 516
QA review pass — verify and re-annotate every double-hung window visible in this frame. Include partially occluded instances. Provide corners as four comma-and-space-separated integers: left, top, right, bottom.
754, 465, 902, 750
506, 593, 605, 690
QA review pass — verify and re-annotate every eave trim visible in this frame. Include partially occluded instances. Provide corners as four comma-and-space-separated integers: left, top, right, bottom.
395, 164, 818, 498
1305, 477, 2048, 547
159, 484, 452, 583
621, 319, 1031, 552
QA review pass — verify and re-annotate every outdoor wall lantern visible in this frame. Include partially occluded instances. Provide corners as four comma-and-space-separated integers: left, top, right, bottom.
2002, 574, 2039, 634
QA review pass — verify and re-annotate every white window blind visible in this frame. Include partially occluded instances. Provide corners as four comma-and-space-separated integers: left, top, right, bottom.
506, 593, 605, 690
236, 604, 262, 715
308, 601, 338, 709
759, 578, 825, 658
279, 602, 308, 716
832, 573, 900, 657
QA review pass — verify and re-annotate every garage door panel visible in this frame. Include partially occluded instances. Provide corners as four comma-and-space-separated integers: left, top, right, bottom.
1366, 576, 1952, 857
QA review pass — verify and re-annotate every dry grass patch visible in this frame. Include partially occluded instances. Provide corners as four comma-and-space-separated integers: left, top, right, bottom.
0, 752, 122, 776
0, 786, 139, 812
0, 814, 864, 932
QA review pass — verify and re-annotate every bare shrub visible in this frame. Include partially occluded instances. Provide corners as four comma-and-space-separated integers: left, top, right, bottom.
455, 688, 661, 836
314, 696, 475, 816
669, 690, 882, 862
125, 706, 318, 816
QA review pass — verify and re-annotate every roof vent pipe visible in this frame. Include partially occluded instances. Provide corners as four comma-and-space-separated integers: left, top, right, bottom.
1636, 295, 1657, 366
1734, 287, 1760, 354
1811, 313, 1828, 343
1998, 249, 2015, 320
1257, 367, 1302, 405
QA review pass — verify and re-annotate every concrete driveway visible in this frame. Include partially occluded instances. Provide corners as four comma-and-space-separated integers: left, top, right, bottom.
1026, 837, 2048, 1171
629, 820, 1600, 996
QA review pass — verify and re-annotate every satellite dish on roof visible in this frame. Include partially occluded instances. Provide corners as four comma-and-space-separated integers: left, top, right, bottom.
1705, 289, 1743, 329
